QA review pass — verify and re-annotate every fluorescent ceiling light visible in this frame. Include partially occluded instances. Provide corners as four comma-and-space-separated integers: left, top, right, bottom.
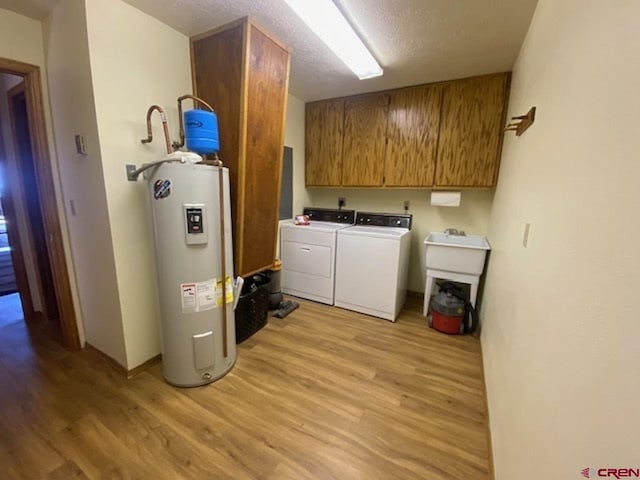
284, 0, 383, 80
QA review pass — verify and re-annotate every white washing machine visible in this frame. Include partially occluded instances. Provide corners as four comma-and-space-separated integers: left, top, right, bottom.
280, 208, 355, 305
335, 212, 412, 322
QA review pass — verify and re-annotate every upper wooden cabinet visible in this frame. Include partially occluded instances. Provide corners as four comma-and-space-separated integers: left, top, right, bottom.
304, 73, 510, 188
191, 18, 290, 276
342, 94, 389, 187
384, 84, 443, 187
305, 99, 344, 187
436, 73, 509, 187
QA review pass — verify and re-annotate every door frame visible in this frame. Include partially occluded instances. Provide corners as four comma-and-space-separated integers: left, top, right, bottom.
7, 80, 59, 325
0, 57, 81, 351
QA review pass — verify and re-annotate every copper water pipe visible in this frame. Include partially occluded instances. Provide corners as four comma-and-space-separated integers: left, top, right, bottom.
174, 95, 215, 149
212, 152, 229, 359
140, 105, 172, 154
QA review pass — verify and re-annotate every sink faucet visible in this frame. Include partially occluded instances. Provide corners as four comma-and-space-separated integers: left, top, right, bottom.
444, 228, 466, 236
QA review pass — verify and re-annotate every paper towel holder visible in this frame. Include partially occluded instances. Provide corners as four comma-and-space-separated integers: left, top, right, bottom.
504, 106, 536, 137
430, 191, 461, 207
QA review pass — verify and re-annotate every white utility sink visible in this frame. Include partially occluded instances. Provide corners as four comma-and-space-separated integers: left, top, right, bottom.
424, 232, 491, 276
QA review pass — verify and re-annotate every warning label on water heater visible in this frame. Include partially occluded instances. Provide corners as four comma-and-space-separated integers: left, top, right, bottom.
216, 277, 233, 307
180, 280, 214, 313
180, 278, 232, 313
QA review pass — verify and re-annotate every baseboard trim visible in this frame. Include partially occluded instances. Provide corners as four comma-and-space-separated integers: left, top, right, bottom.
127, 354, 162, 379
406, 290, 424, 301
478, 338, 495, 480
84, 343, 162, 379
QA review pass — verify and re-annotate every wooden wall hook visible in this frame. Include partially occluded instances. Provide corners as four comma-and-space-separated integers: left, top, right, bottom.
504, 106, 536, 137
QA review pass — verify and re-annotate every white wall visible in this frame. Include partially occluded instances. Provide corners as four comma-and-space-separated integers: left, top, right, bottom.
284, 94, 310, 217
44, 0, 123, 362
0, 8, 47, 67
481, 1, 640, 478
0, 7, 83, 339
308, 189, 494, 292
85, 0, 192, 369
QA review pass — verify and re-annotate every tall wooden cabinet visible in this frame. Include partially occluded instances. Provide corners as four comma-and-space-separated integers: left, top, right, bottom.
191, 18, 290, 277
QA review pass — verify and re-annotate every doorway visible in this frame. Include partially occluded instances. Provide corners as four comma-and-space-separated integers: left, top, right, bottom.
6, 79, 59, 325
0, 58, 80, 350
0, 199, 22, 329
0, 73, 28, 330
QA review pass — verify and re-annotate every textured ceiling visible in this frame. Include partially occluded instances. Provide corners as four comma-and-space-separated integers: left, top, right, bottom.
2, 0, 538, 101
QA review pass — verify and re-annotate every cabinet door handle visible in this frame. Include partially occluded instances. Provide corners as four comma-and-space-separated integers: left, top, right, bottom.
300, 247, 311, 252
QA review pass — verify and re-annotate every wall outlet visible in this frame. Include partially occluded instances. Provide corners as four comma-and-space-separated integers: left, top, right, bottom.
338, 197, 346, 208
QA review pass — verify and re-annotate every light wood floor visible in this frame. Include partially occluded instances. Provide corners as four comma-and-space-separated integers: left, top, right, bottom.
0, 296, 490, 479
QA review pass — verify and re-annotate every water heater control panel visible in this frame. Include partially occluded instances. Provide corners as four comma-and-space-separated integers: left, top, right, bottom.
183, 204, 208, 245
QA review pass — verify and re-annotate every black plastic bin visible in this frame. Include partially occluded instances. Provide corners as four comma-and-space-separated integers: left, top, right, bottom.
235, 273, 271, 343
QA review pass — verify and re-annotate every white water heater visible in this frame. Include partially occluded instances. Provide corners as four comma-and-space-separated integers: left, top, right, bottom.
144, 151, 236, 386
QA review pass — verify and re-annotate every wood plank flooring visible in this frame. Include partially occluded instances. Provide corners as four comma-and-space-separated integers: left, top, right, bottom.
0, 296, 490, 479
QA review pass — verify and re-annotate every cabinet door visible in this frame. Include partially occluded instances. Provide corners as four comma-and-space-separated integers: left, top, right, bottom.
305, 100, 344, 186
341, 94, 389, 187
435, 73, 509, 187
241, 25, 291, 276
384, 85, 442, 186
